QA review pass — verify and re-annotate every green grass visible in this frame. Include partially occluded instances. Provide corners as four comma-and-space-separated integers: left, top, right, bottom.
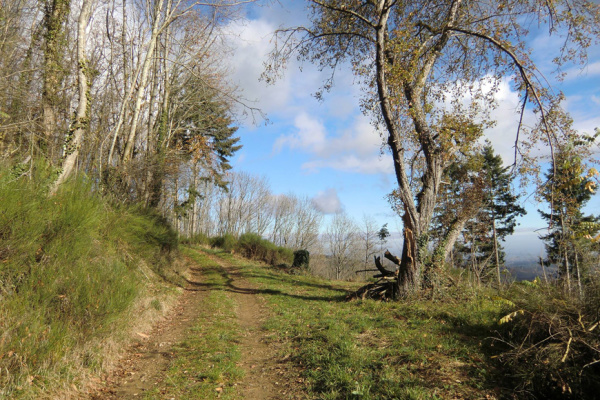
143, 248, 244, 399
201, 248, 507, 400
0, 166, 179, 399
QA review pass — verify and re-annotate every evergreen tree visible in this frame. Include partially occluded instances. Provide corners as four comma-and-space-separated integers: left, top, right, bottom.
171, 81, 241, 189
451, 144, 525, 285
431, 151, 486, 270
480, 145, 526, 285
539, 137, 599, 295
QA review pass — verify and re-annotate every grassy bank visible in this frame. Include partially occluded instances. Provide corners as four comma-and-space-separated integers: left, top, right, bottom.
0, 168, 180, 399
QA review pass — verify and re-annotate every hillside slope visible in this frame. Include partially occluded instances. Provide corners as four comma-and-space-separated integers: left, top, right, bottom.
0, 171, 182, 399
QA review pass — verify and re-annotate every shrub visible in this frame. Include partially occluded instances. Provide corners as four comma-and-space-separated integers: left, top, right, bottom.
276, 247, 294, 266
292, 250, 310, 270
181, 232, 210, 246
237, 233, 265, 259
234, 233, 293, 267
210, 234, 237, 252
0, 165, 178, 397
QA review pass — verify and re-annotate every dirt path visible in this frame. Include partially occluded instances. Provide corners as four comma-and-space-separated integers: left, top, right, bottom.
206, 255, 288, 400
90, 251, 296, 400
90, 264, 207, 399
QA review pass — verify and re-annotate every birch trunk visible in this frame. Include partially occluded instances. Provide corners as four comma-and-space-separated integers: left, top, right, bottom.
50, 0, 94, 194
41, 0, 71, 161
121, 0, 166, 163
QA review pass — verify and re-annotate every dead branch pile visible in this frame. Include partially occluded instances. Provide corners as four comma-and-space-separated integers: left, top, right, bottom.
348, 250, 400, 300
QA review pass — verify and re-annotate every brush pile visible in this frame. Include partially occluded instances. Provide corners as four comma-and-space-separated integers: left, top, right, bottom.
349, 251, 401, 300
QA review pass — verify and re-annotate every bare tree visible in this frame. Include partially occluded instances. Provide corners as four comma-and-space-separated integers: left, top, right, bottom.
326, 212, 359, 280
291, 196, 323, 251
270, 194, 297, 247
360, 214, 380, 279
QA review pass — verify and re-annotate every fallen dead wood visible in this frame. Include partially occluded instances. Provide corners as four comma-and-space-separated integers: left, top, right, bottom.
347, 251, 400, 300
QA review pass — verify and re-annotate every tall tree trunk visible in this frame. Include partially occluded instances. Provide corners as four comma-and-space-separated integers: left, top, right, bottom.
41, 0, 71, 161
574, 252, 583, 298
560, 214, 571, 294
492, 217, 501, 287
106, 0, 138, 166
144, 0, 174, 207
372, 0, 462, 296
191, 162, 198, 236
50, 0, 93, 194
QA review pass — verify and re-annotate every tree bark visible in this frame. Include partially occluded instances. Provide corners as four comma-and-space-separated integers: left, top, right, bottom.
50, 0, 93, 194
41, 0, 71, 161
371, 0, 462, 295
493, 217, 501, 287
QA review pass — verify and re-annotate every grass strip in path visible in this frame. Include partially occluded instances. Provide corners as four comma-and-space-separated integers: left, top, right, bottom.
138, 247, 244, 400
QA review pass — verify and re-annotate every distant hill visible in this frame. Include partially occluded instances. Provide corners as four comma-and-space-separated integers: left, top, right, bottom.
506, 260, 557, 281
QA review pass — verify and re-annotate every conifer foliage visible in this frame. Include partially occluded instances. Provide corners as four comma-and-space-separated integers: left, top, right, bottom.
538, 135, 600, 294
466, 145, 526, 285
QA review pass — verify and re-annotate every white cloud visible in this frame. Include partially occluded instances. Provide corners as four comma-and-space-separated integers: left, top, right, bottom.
574, 116, 600, 135
482, 79, 536, 165
223, 2, 366, 127
222, 19, 293, 119
273, 112, 392, 174
274, 112, 327, 153
311, 188, 342, 214
563, 61, 600, 81
303, 154, 392, 174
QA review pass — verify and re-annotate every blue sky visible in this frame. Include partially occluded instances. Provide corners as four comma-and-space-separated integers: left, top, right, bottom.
222, 1, 600, 261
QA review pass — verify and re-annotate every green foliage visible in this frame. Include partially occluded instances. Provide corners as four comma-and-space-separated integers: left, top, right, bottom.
292, 249, 310, 270
236, 232, 265, 258
170, 77, 241, 190
210, 234, 237, 253
235, 233, 294, 267
0, 167, 177, 398
538, 136, 600, 284
494, 280, 600, 398
377, 223, 390, 243
181, 232, 210, 246
456, 145, 525, 279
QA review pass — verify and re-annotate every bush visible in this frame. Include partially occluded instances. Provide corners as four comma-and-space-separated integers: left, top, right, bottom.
237, 233, 265, 259
235, 233, 293, 267
210, 234, 237, 252
181, 232, 210, 246
292, 250, 310, 270
276, 247, 294, 266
